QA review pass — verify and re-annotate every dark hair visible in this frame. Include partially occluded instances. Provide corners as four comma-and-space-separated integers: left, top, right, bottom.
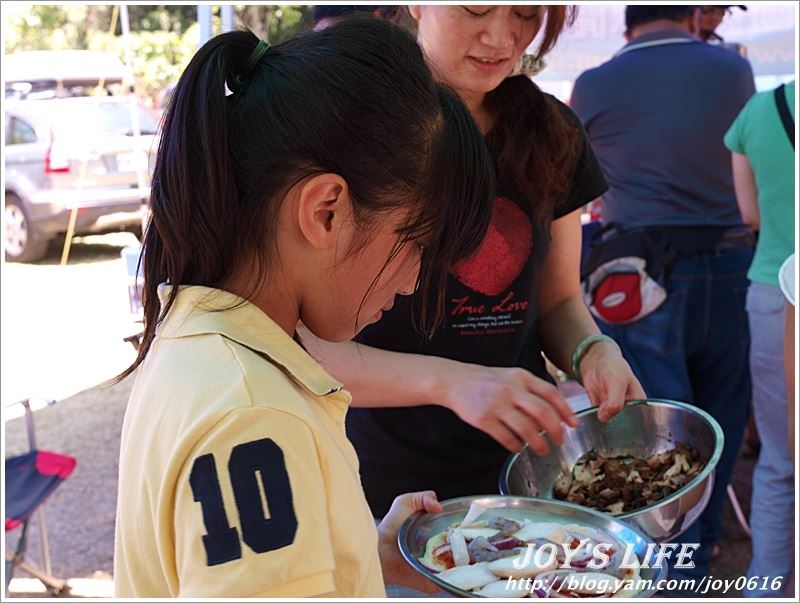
118, 17, 493, 380
625, 5, 697, 31
312, 5, 398, 24
484, 5, 581, 227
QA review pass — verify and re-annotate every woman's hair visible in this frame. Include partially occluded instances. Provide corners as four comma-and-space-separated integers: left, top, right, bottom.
119, 17, 493, 380
485, 5, 581, 228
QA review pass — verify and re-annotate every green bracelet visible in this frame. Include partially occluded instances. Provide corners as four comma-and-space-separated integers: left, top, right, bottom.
571, 334, 618, 385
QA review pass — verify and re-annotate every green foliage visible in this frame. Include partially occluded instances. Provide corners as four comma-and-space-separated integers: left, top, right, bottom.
4, 4, 96, 51
235, 5, 312, 43
125, 5, 198, 34
89, 27, 197, 102
4, 5, 313, 104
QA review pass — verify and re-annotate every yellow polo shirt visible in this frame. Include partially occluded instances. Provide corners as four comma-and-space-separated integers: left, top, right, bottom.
114, 285, 385, 597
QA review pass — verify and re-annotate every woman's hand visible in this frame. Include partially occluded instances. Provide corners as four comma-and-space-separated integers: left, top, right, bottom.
578, 340, 646, 422
377, 491, 443, 593
437, 363, 578, 454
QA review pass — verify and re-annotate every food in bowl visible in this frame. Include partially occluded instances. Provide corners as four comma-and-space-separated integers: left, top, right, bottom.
553, 442, 703, 514
418, 501, 643, 597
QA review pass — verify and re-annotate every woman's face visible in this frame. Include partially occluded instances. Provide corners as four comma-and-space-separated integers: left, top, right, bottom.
410, 5, 543, 102
311, 216, 423, 341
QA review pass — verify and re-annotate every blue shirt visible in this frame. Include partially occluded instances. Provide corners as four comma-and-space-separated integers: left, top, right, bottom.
571, 29, 756, 227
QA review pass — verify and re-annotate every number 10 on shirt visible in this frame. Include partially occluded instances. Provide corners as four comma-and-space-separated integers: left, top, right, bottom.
189, 438, 298, 566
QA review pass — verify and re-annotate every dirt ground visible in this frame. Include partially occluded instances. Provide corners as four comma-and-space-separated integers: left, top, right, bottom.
0, 234, 768, 597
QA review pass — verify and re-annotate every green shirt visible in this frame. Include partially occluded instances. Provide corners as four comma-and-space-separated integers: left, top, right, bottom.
724, 81, 796, 286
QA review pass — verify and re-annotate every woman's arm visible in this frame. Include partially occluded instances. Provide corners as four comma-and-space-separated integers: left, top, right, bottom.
298, 328, 450, 408
731, 152, 760, 229
298, 329, 576, 454
536, 208, 645, 421
297, 324, 440, 408
536, 208, 600, 372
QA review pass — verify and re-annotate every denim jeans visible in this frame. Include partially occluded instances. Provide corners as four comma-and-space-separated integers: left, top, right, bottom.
743, 282, 794, 597
597, 246, 753, 583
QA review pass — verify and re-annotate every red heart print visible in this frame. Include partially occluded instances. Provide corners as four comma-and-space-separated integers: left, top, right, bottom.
451, 196, 532, 296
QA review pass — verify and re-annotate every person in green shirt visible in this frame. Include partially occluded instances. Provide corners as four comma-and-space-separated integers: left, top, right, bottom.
724, 80, 795, 597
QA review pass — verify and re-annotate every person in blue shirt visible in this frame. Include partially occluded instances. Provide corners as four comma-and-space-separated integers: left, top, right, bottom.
571, 4, 756, 590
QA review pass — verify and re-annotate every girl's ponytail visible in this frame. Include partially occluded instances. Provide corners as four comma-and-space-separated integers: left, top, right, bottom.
122, 32, 260, 380
118, 19, 495, 380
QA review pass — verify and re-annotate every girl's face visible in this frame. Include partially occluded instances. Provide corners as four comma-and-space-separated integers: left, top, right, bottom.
311, 216, 423, 341
410, 5, 543, 105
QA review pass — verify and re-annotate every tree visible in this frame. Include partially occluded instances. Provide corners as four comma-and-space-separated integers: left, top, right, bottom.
4, 5, 314, 105
236, 5, 312, 43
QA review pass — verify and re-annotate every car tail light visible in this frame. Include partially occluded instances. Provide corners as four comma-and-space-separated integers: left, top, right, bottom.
45, 131, 70, 174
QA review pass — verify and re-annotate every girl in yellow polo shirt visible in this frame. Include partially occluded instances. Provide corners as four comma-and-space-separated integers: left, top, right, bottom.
113, 17, 494, 598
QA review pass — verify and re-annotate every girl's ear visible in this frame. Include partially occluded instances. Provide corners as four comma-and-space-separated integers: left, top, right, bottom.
295, 173, 353, 250
408, 5, 422, 21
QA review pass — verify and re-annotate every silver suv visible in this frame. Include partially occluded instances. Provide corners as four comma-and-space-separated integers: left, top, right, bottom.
4, 95, 158, 262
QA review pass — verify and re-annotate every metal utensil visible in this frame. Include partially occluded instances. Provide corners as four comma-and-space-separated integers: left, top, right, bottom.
499, 399, 724, 543
398, 494, 667, 598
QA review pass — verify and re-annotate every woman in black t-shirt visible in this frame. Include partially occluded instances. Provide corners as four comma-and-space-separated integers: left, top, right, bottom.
302, 5, 645, 516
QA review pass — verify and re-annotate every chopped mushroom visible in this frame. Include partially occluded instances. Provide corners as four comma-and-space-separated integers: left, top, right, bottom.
553, 442, 703, 514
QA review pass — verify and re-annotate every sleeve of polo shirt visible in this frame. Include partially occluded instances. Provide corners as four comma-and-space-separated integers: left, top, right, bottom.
173, 407, 337, 597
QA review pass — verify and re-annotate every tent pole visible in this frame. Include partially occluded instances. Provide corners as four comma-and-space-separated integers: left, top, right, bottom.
198, 5, 213, 47
221, 5, 234, 33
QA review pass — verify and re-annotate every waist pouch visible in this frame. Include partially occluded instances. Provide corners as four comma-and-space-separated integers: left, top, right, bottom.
581, 224, 755, 324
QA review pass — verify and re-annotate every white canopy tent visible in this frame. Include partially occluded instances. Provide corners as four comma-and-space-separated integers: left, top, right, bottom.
4, 50, 127, 91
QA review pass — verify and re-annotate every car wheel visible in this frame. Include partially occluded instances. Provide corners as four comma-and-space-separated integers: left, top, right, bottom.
5, 193, 50, 262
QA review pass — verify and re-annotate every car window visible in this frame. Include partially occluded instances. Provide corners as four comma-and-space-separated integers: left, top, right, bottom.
7, 116, 38, 145
54, 101, 159, 136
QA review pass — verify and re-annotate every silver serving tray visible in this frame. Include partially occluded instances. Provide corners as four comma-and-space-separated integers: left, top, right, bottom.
398, 495, 668, 598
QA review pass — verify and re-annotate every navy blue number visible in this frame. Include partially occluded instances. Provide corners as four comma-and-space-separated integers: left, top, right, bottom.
230, 438, 297, 553
189, 454, 241, 566
189, 438, 297, 566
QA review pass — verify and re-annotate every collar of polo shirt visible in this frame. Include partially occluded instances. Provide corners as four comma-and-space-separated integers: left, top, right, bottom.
156, 284, 344, 398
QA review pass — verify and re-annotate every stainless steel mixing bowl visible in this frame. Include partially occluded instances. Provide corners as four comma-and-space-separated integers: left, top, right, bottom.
499, 399, 724, 543
398, 495, 667, 598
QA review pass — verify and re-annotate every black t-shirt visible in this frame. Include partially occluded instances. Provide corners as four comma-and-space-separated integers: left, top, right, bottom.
347, 96, 608, 516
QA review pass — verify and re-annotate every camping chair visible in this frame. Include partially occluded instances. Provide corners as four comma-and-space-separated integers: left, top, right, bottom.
5, 399, 76, 596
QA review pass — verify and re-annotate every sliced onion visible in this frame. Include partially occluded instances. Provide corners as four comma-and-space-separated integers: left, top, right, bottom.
569, 557, 591, 569
418, 561, 442, 574
491, 537, 527, 550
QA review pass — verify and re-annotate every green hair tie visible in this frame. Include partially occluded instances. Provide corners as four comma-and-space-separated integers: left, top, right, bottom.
232, 39, 271, 92
245, 39, 271, 75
